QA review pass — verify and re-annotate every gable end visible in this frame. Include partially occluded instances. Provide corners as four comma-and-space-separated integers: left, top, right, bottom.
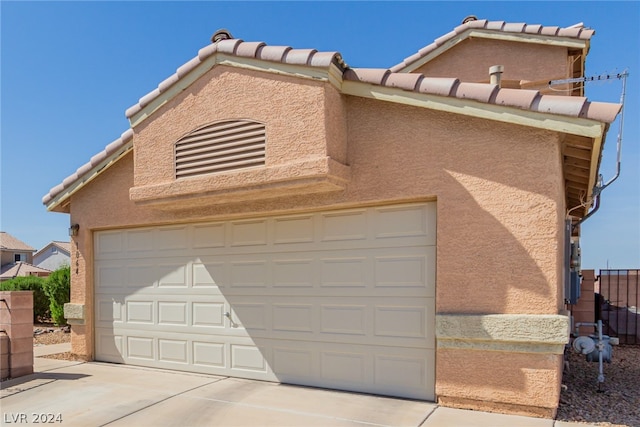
175, 119, 266, 179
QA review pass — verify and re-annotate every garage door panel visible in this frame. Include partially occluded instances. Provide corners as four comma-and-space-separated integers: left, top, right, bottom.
158, 338, 189, 364
192, 261, 226, 287
373, 203, 436, 244
95, 202, 436, 400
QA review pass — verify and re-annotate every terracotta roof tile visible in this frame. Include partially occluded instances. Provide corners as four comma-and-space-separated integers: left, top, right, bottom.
533, 95, 587, 117
284, 48, 317, 65
524, 24, 543, 35
453, 82, 500, 103
579, 29, 595, 40
0, 232, 35, 251
486, 21, 506, 31
540, 26, 561, 36
343, 68, 390, 85
579, 102, 622, 123
390, 19, 594, 73
503, 22, 526, 33
158, 73, 180, 92
45, 23, 619, 210
417, 77, 460, 96
0, 262, 51, 279
139, 88, 161, 109
343, 69, 620, 123
176, 56, 202, 78
43, 129, 134, 204
494, 88, 540, 109
383, 73, 422, 91
125, 40, 346, 121
236, 41, 266, 58
310, 51, 343, 67
558, 27, 583, 38
434, 30, 458, 46
466, 19, 488, 29
198, 43, 218, 60
217, 38, 243, 54
257, 45, 292, 62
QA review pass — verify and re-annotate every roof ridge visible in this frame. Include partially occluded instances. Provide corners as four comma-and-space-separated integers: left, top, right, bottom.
125, 38, 347, 120
389, 18, 594, 73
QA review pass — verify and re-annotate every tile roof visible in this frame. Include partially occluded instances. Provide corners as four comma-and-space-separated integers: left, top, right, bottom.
43, 19, 620, 210
0, 232, 35, 252
342, 69, 621, 123
0, 262, 52, 279
125, 39, 348, 119
42, 129, 134, 205
389, 19, 594, 73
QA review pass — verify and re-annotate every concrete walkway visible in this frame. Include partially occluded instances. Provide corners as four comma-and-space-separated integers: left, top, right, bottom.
0, 347, 600, 427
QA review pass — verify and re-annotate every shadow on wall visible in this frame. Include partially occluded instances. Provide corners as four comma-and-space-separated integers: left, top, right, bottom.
439, 169, 555, 314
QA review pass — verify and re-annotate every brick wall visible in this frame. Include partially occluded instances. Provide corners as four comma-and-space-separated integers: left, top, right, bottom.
0, 291, 34, 378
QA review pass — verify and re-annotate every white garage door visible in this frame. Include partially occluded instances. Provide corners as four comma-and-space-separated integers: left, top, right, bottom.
95, 202, 436, 400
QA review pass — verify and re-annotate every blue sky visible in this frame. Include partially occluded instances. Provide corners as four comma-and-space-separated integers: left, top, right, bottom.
1, 1, 638, 270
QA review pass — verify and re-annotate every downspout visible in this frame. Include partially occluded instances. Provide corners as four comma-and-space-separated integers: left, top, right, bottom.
572, 71, 628, 231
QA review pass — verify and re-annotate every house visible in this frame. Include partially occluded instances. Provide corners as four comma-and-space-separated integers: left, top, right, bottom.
1, 232, 36, 266
0, 232, 50, 281
42, 18, 621, 418
34, 241, 71, 272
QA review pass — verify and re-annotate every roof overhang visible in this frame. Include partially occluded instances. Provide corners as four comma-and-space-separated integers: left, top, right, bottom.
128, 53, 344, 129
341, 79, 610, 218
45, 140, 133, 213
395, 29, 590, 74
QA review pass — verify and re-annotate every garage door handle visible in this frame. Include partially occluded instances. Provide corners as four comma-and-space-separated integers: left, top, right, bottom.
225, 311, 238, 328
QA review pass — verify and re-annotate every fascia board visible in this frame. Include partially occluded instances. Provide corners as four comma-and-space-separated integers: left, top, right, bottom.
399, 29, 588, 74
341, 80, 604, 139
129, 54, 333, 128
45, 142, 133, 213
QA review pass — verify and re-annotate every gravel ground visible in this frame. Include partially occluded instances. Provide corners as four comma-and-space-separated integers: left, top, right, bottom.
33, 323, 71, 346
556, 345, 640, 427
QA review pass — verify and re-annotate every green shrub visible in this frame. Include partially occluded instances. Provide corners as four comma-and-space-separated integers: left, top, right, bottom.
0, 276, 49, 322
43, 266, 71, 326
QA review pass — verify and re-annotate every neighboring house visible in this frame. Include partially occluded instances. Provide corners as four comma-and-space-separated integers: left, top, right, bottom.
42, 18, 621, 418
34, 241, 71, 272
0, 232, 36, 266
0, 262, 52, 281
0, 232, 50, 281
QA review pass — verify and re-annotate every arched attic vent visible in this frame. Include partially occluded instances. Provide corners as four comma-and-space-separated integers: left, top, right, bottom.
175, 119, 266, 179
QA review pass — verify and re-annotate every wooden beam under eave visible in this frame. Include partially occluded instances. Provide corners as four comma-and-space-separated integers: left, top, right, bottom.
565, 173, 589, 185
565, 134, 593, 149
565, 165, 590, 178
566, 180, 587, 191
564, 146, 592, 161
564, 157, 591, 170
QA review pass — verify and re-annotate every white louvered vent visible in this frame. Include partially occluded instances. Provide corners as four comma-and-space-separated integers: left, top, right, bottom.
175, 120, 266, 179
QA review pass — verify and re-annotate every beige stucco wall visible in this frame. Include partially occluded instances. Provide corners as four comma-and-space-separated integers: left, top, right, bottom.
67, 67, 568, 416
413, 38, 570, 85
133, 65, 346, 188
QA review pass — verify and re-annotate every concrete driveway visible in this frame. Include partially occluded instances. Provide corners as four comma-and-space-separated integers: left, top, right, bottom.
0, 357, 594, 427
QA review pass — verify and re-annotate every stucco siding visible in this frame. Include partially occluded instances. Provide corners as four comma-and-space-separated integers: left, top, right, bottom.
413, 38, 569, 84
133, 66, 338, 189
345, 97, 565, 314
67, 77, 567, 414
34, 251, 70, 271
